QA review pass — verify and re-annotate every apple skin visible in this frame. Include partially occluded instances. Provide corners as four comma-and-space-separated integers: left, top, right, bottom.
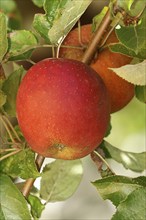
91, 47, 134, 113
16, 58, 110, 160
59, 24, 134, 113
60, 24, 92, 61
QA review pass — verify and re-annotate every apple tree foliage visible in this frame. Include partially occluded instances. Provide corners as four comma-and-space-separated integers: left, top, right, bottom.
0, 0, 146, 219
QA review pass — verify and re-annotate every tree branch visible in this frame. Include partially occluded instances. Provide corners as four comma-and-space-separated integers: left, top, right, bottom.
81, 9, 111, 64
21, 154, 45, 198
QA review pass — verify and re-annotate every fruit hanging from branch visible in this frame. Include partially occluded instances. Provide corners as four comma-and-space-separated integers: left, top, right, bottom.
16, 58, 110, 160
59, 24, 135, 113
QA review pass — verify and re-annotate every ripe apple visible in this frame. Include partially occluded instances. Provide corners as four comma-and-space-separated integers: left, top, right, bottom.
59, 24, 134, 113
16, 58, 110, 160
60, 24, 92, 61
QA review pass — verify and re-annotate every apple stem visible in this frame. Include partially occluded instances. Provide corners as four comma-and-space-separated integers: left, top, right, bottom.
26, 59, 36, 65
81, 9, 111, 65
21, 154, 45, 198
77, 20, 86, 47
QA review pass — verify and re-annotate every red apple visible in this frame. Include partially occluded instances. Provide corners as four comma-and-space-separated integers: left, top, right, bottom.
16, 58, 110, 159
60, 24, 134, 113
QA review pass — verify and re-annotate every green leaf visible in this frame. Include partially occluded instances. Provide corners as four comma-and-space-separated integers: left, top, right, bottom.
0, 148, 40, 179
7, 30, 38, 61
0, 13, 8, 62
40, 159, 83, 202
117, 0, 146, 17
112, 187, 146, 220
135, 85, 146, 103
0, 0, 16, 14
117, 0, 135, 11
28, 194, 45, 219
0, 174, 32, 220
110, 42, 145, 59
110, 60, 146, 86
101, 141, 146, 172
92, 6, 108, 32
2, 66, 25, 116
116, 25, 146, 54
47, 0, 92, 44
111, 9, 146, 58
92, 175, 146, 207
129, 0, 146, 17
13, 125, 25, 142
33, 14, 51, 43
32, 0, 45, 7
33, 0, 92, 44
0, 90, 6, 108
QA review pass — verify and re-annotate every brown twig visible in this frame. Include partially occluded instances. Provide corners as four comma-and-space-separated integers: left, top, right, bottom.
93, 150, 115, 175
81, 9, 111, 64
21, 154, 45, 198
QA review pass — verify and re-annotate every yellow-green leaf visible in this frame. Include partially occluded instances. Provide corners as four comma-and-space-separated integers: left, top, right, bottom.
110, 60, 146, 86
0, 13, 8, 62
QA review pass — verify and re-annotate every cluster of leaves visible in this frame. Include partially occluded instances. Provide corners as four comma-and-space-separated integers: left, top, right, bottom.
93, 0, 146, 103
93, 175, 146, 220
0, 158, 83, 220
0, 0, 146, 220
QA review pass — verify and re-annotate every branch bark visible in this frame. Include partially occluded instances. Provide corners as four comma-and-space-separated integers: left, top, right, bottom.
81, 9, 111, 64
21, 154, 45, 198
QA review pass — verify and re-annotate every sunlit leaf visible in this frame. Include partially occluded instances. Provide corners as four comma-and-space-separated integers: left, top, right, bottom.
33, 14, 51, 43
40, 159, 83, 202
92, 175, 146, 207
110, 60, 146, 86
7, 30, 38, 60
0, 174, 32, 220
2, 66, 25, 116
33, 0, 92, 44
101, 141, 146, 172
112, 187, 146, 220
0, 13, 8, 62
0, 148, 40, 179
47, 0, 92, 44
